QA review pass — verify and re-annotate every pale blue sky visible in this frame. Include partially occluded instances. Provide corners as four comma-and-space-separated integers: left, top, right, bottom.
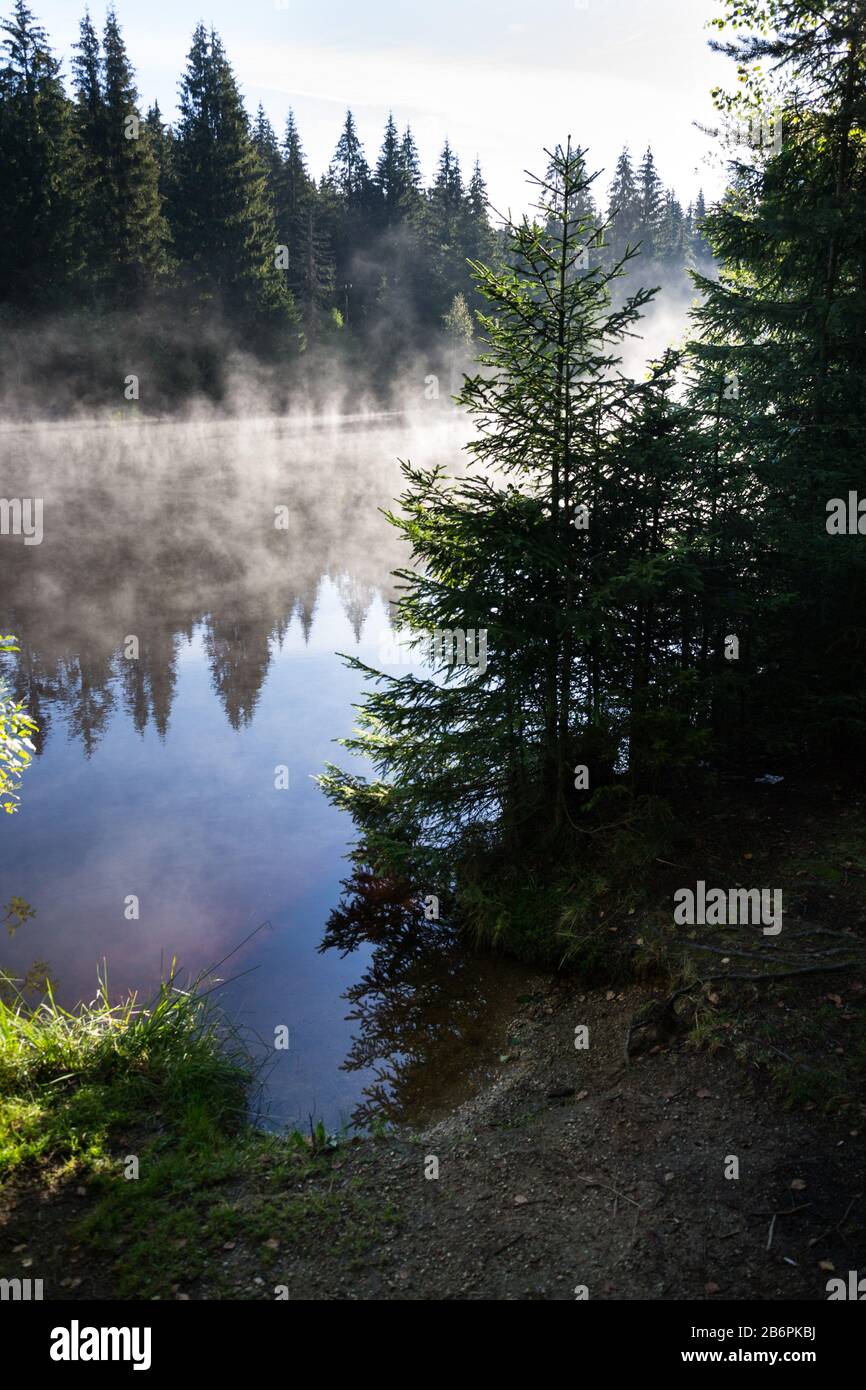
26, 0, 730, 211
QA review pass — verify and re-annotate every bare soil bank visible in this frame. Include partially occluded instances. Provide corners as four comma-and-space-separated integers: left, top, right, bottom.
3, 970, 863, 1302
2, 783, 864, 1301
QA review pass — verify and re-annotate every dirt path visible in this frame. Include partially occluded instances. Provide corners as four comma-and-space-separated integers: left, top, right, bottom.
2, 972, 864, 1301
194, 978, 863, 1301
4, 783, 865, 1300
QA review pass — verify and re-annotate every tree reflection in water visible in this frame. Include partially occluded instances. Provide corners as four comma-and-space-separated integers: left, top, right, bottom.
321, 866, 514, 1130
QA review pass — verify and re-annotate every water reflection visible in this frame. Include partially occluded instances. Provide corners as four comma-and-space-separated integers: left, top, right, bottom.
321, 868, 522, 1129
0, 413, 520, 1130
0, 416, 434, 749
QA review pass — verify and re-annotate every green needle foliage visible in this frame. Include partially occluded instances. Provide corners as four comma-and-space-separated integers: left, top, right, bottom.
322, 0, 866, 963
0, 4, 708, 397
691, 0, 866, 756
0, 1, 79, 307
320, 142, 697, 943
71, 8, 168, 305
168, 24, 297, 335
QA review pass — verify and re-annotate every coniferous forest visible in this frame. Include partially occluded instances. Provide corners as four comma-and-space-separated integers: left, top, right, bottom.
0, 2, 713, 410
321, 3, 866, 962
1, 0, 866, 1328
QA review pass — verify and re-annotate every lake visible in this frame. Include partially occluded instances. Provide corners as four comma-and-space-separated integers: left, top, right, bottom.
0, 411, 521, 1131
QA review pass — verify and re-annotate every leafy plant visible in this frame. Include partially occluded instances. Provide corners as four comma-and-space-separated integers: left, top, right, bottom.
0, 635, 38, 814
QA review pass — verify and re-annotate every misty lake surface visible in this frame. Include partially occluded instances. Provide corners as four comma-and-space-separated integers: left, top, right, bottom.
0, 412, 519, 1130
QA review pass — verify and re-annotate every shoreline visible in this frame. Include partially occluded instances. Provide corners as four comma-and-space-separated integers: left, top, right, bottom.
2, 779, 865, 1300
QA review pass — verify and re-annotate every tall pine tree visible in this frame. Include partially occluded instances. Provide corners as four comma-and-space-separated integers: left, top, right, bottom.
98, 8, 167, 302
636, 145, 664, 258
689, 0, 866, 759
604, 146, 641, 271
321, 140, 660, 891
169, 24, 295, 331
0, 1, 78, 307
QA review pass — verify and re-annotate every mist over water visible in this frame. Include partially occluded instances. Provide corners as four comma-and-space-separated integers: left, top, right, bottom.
0, 271, 696, 1129
0, 409, 488, 1129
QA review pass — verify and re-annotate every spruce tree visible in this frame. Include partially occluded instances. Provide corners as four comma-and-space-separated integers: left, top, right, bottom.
70, 10, 167, 305
0, 1, 78, 307
689, 0, 866, 758
429, 139, 464, 244
278, 108, 314, 235
398, 124, 423, 205
419, 139, 468, 319
295, 201, 335, 344
321, 140, 659, 887
252, 104, 282, 193
144, 101, 174, 242
329, 109, 371, 205
636, 145, 664, 258
690, 188, 712, 265
72, 9, 102, 137
465, 159, 488, 224
274, 110, 327, 317
542, 144, 600, 274
169, 25, 296, 330
657, 190, 687, 272
326, 110, 374, 326
374, 111, 405, 225
99, 8, 167, 302
604, 146, 640, 270
462, 158, 497, 305
70, 9, 106, 291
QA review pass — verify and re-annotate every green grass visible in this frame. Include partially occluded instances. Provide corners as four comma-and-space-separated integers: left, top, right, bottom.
0, 970, 401, 1298
0, 968, 251, 1174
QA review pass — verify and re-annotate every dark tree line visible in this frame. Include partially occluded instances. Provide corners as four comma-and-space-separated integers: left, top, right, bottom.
0, 1, 711, 385
322, 0, 866, 962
